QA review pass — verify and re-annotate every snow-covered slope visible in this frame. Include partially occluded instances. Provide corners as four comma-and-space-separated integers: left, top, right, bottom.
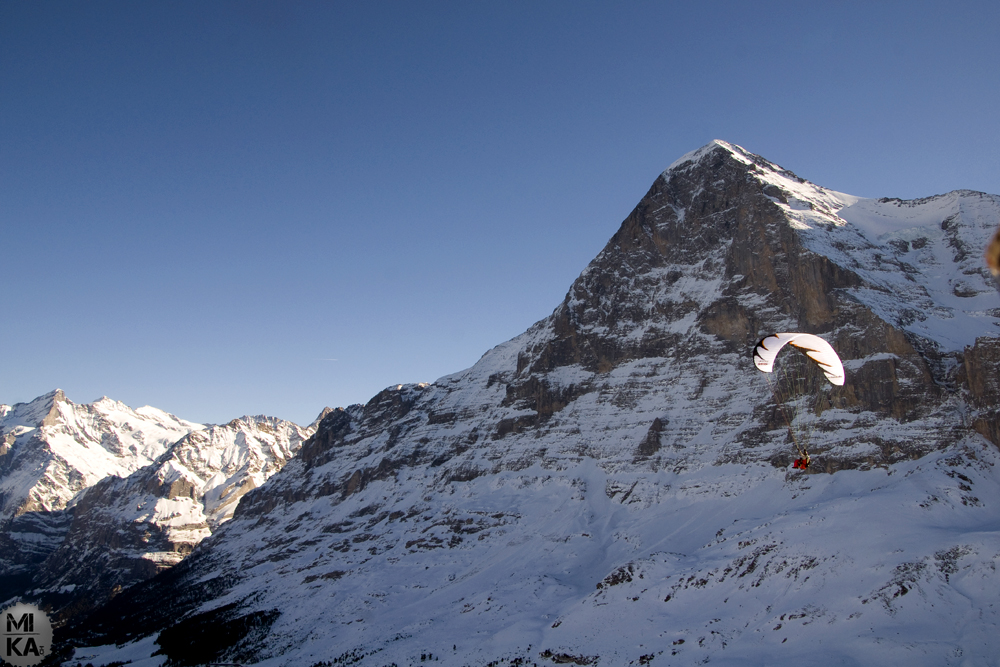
63, 142, 1000, 667
78, 442, 1000, 667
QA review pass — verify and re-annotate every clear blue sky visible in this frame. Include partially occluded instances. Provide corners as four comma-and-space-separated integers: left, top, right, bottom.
3, 1, 998, 425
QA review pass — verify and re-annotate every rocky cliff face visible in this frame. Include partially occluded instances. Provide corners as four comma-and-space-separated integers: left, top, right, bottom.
62, 142, 1000, 667
963, 337, 1000, 445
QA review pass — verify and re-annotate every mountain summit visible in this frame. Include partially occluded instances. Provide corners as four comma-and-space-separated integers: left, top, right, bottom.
64, 142, 1000, 666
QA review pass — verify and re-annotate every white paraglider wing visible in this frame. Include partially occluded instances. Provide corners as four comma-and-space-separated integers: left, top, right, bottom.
753, 333, 845, 386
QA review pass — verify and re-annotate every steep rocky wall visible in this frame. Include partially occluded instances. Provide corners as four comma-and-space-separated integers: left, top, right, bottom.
519, 145, 949, 451
963, 337, 1000, 447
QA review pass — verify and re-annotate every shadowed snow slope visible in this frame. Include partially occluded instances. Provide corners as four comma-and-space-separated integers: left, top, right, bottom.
63, 142, 1000, 667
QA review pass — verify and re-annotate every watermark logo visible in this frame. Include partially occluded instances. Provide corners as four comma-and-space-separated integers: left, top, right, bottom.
1, 602, 52, 667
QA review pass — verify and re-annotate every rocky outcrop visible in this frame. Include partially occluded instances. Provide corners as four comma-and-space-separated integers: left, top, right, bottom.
519, 146, 945, 445
963, 337, 1000, 446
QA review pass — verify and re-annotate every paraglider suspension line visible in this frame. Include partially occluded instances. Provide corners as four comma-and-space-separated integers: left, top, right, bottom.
765, 372, 809, 463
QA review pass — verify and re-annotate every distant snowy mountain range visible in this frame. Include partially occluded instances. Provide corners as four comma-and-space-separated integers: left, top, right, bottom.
0, 389, 325, 617
0, 389, 202, 518
5, 141, 1000, 667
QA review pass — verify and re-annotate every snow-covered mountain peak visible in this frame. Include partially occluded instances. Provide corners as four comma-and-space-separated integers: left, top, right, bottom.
2, 395, 321, 618
0, 390, 204, 520
24, 412, 319, 615
47, 144, 1000, 667
0, 388, 66, 430
1, 391, 209, 615
660, 142, 1000, 352
663, 139, 755, 173
670, 141, 855, 228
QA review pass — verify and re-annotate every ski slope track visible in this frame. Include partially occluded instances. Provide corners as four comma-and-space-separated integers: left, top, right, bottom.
50, 141, 1000, 666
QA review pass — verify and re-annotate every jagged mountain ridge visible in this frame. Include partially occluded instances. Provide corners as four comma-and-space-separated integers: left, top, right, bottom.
67, 141, 1000, 667
0, 390, 202, 594
0, 390, 325, 621
0, 390, 203, 519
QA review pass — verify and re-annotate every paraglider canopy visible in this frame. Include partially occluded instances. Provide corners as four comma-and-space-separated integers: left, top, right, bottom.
753, 332, 845, 472
753, 333, 845, 386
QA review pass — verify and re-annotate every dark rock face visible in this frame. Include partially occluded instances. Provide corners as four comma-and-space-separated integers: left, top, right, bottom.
32, 475, 176, 617
0, 509, 72, 603
154, 603, 281, 666
636, 417, 665, 458
519, 145, 951, 456
963, 337, 1000, 445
